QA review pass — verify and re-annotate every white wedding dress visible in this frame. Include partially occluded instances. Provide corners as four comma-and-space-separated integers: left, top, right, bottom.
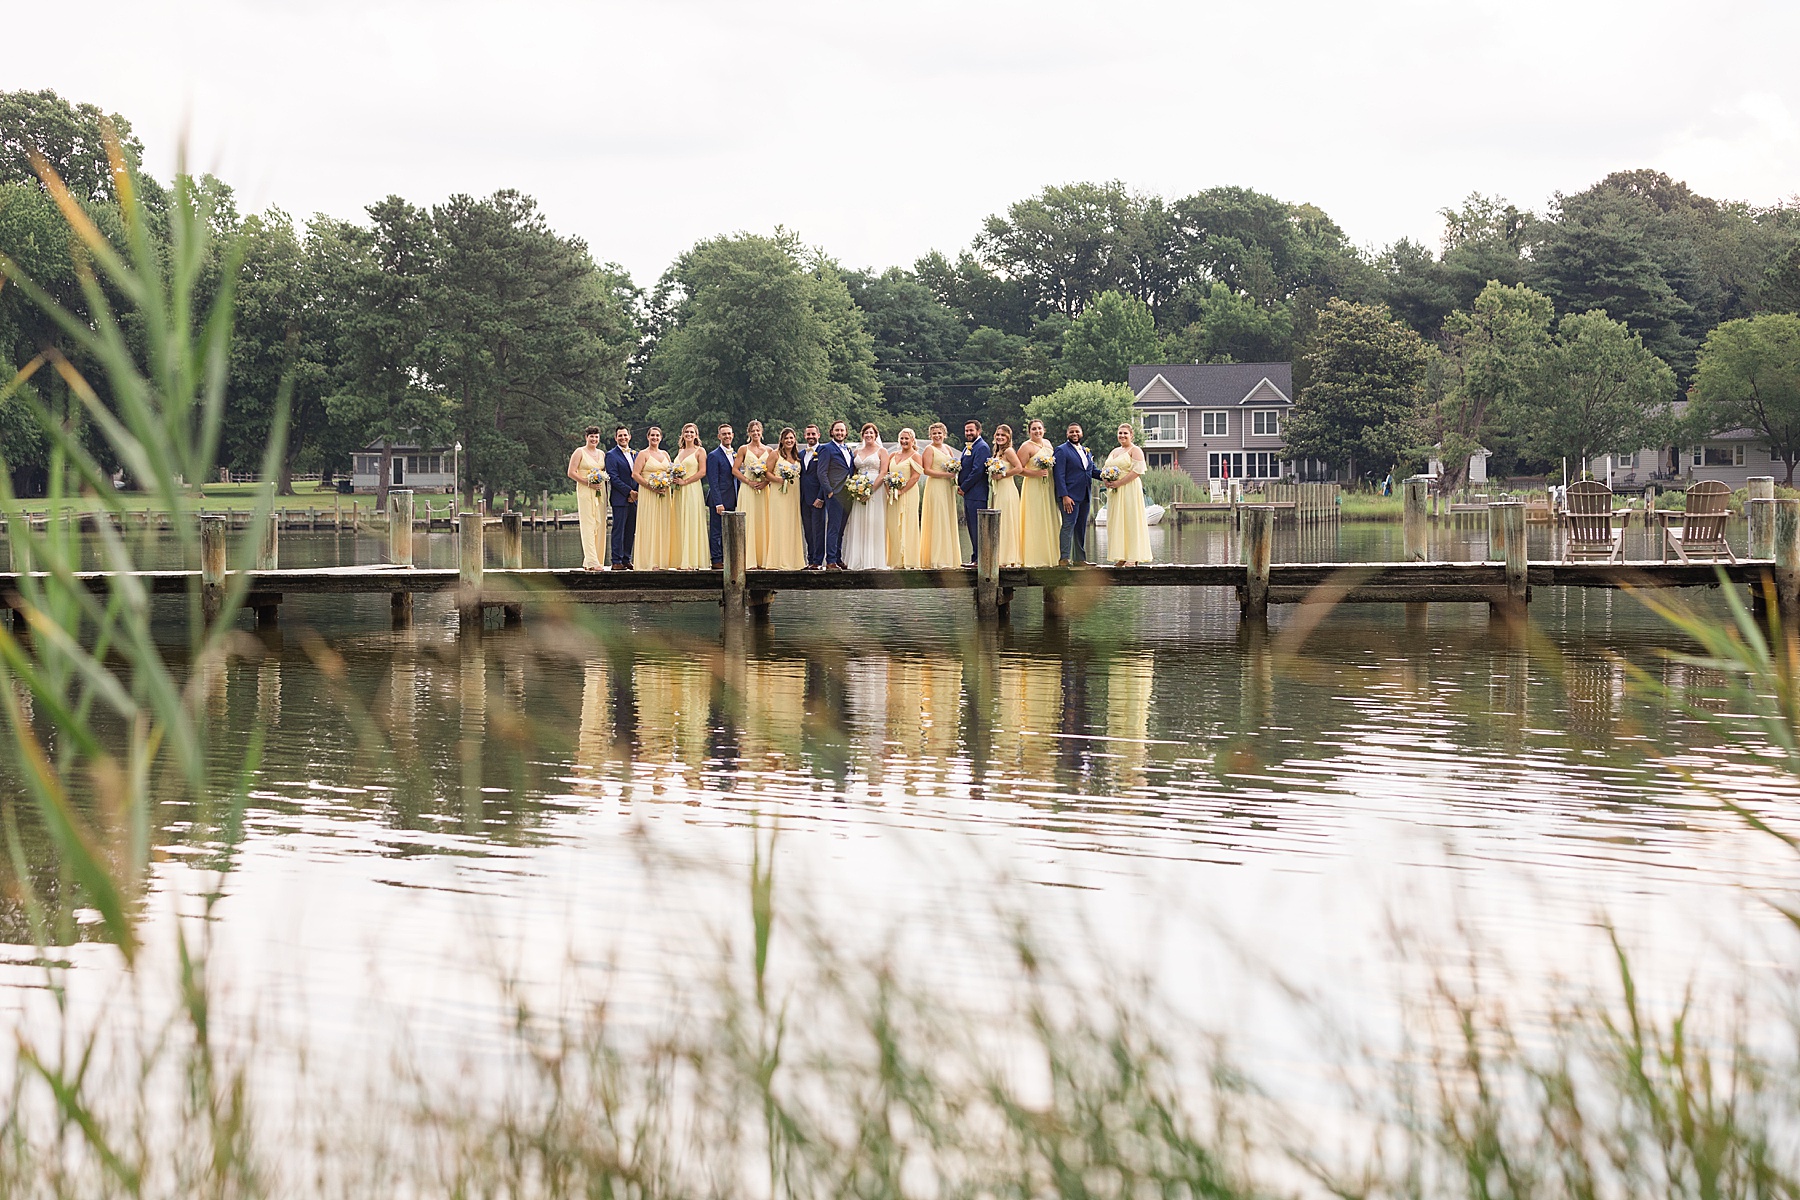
843, 450, 889, 570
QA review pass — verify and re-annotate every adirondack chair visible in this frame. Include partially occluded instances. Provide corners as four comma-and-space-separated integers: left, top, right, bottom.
1560, 480, 1623, 562
1663, 479, 1736, 563
1208, 477, 1226, 503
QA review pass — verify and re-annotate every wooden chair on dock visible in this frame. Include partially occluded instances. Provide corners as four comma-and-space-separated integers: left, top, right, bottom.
1663, 479, 1735, 563
1560, 480, 1623, 562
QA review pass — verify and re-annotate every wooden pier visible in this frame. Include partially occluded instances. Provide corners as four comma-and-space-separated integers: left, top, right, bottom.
6, 494, 1797, 636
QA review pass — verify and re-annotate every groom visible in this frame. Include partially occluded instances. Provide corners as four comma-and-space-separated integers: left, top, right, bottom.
603, 425, 637, 570
705, 423, 738, 569
1054, 421, 1101, 566
799, 423, 825, 567
809, 419, 854, 570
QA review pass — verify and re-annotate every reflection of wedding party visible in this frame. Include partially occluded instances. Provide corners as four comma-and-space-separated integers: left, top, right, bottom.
566, 417, 1153, 573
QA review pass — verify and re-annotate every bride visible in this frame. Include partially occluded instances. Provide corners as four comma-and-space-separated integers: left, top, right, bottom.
843, 422, 890, 570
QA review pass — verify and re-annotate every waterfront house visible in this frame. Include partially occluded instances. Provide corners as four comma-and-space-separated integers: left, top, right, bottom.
1128, 362, 1326, 481
349, 439, 457, 493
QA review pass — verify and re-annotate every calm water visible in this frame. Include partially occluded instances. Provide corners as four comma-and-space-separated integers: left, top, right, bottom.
0, 518, 1789, 1100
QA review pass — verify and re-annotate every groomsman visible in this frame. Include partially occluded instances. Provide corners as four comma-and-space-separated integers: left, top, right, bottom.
604, 425, 637, 569
956, 419, 990, 568
810, 419, 854, 569
1053, 422, 1101, 566
705, 423, 738, 568
799, 423, 825, 567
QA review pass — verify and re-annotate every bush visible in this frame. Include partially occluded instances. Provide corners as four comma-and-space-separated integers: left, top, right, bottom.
1142, 466, 1202, 506
1024, 380, 1139, 443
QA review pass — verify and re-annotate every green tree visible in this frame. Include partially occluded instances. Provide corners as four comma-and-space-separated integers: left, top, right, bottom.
806, 257, 882, 430
913, 249, 1033, 335
1519, 310, 1676, 470
0, 88, 142, 202
1422, 282, 1553, 489
846, 266, 993, 426
1023, 380, 1137, 443
429, 190, 632, 504
1285, 299, 1431, 480
646, 232, 828, 433
974, 182, 1141, 317
1061, 290, 1158, 384
1160, 282, 1294, 363
1689, 313, 1800, 483
1373, 238, 1457, 336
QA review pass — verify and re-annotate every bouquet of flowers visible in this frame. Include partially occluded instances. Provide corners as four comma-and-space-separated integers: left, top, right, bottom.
776, 459, 801, 493
746, 458, 769, 484
1100, 465, 1123, 484
646, 466, 675, 495
985, 456, 1009, 482
1031, 449, 1054, 472
843, 473, 876, 504
584, 466, 605, 488
886, 469, 907, 504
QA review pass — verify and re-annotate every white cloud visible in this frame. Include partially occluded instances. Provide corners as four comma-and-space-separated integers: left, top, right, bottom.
13, 0, 1800, 283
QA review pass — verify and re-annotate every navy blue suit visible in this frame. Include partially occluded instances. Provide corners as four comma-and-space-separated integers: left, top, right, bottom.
1053, 440, 1101, 564
810, 440, 854, 566
705, 445, 739, 566
957, 436, 991, 566
798, 443, 825, 565
604, 444, 637, 566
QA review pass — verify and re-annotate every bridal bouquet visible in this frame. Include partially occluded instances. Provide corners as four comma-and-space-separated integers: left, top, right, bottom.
776, 459, 801, 493
843, 474, 876, 504
886, 469, 907, 503
646, 466, 675, 495
585, 466, 605, 488
1031, 449, 1054, 472
1100, 465, 1123, 484
985, 456, 1008, 482
746, 458, 768, 484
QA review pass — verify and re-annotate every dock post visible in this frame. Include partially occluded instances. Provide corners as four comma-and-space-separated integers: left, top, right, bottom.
1747, 477, 1775, 559
1776, 498, 1800, 620
1403, 476, 1430, 561
200, 515, 227, 624
722, 510, 748, 618
500, 510, 524, 627
1239, 504, 1271, 623
975, 509, 1001, 619
1488, 501, 1527, 622
388, 489, 415, 627
458, 510, 483, 632
250, 513, 281, 628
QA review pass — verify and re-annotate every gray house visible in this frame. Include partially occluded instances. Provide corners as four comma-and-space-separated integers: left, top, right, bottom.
1128, 362, 1324, 481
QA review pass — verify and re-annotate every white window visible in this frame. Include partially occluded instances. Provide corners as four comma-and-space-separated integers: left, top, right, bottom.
1692, 447, 1704, 467
1141, 412, 1180, 443
1702, 444, 1746, 467
1146, 451, 1176, 469
1251, 410, 1280, 437
1614, 452, 1636, 469
1200, 411, 1228, 438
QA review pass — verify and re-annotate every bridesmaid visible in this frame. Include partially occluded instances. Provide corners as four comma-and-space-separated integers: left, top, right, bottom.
734, 419, 776, 568
565, 425, 607, 571
671, 423, 710, 569
1102, 423, 1152, 567
1016, 418, 1061, 568
764, 427, 807, 569
631, 425, 674, 569
990, 423, 1024, 568
886, 427, 924, 568
917, 422, 961, 569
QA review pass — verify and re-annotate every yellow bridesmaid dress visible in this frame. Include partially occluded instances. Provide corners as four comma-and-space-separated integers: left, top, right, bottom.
1103, 448, 1152, 564
886, 456, 921, 568
993, 465, 1023, 567
735, 446, 774, 568
917, 445, 961, 569
1018, 444, 1061, 567
632, 448, 674, 569
672, 447, 709, 569
764, 453, 806, 569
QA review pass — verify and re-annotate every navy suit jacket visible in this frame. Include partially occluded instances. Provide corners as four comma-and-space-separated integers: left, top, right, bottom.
811, 440, 854, 499
957, 437, 991, 505
604, 445, 636, 504
705, 445, 739, 511
798, 444, 823, 504
1053, 441, 1100, 505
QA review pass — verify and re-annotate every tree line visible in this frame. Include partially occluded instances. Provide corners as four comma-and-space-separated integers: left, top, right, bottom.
4, 88, 1799, 500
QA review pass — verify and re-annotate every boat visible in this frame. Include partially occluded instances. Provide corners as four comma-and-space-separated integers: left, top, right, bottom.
1094, 504, 1165, 527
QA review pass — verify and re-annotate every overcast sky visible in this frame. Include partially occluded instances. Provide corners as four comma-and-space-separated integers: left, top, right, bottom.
20, 0, 1800, 284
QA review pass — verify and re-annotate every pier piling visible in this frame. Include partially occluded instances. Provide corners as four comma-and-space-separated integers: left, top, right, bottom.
975, 509, 1001, 619
1488, 501, 1528, 622
500, 511, 524, 626
389, 488, 414, 628
201, 515, 226, 624
458, 511, 483, 632
1748, 477, 1775, 560
722, 510, 748, 618
1777, 498, 1800, 618
250, 514, 281, 627
1239, 504, 1272, 623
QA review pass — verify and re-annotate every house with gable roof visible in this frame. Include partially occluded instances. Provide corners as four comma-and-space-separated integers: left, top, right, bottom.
1127, 362, 1325, 482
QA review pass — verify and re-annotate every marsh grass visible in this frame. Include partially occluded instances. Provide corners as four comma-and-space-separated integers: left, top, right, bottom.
4, 132, 1800, 1200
